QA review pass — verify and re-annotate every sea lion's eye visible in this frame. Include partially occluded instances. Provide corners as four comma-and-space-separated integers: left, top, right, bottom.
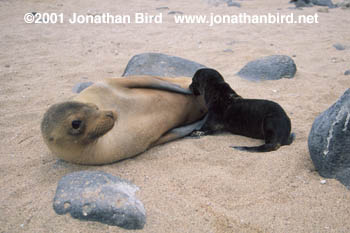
72, 120, 82, 129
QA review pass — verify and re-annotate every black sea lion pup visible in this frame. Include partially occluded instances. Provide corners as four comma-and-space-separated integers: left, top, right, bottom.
189, 68, 295, 152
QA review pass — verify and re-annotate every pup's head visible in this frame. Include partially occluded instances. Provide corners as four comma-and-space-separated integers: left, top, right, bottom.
189, 68, 225, 96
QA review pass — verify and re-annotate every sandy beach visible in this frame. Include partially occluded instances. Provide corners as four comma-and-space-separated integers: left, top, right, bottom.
1, 0, 350, 232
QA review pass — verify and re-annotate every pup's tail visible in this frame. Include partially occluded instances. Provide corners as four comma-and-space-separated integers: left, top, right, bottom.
231, 143, 281, 152
231, 132, 296, 152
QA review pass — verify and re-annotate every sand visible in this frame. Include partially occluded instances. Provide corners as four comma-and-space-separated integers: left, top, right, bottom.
1, 0, 350, 232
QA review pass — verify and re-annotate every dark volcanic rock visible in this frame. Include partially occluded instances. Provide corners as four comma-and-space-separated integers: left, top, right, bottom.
308, 89, 350, 189
72, 81, 94, 93
53, 171, 146, 229
237, 55, 297, 81
122, 53, 206, 77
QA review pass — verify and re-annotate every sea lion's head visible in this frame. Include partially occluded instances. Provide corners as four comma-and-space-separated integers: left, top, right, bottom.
189, 68, 225, 96
41, 101, 116, 161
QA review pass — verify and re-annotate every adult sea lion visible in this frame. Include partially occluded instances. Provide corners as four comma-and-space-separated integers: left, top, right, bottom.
41, 76, 207, 165
189, 68, 294, 152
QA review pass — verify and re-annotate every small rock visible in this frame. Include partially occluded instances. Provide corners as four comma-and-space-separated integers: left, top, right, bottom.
308, 89, 350, 189
206, 0, 242, 7
331, 57, 344, 63
290, 0, 336, 7
72, 81, 94, 93
317, 7, 329, 12
122, 53, 206, 77
156, 7, 170, 10
337, 0, 350, 9
5, 64, 10, 68
206, 0, 221, 6
290, 0, 312, 8
226, 0, 241, 7
344, 70, 350, 75
237, 55, 297, 81
223, 49, 234, 53
53, 171, 146, 229
168, 11, 184, 15
334, 43, 346, 51
320, 179, 327, 184
52, 159, 71, 169
312, 0, 336, 8
87, 10, 102, 16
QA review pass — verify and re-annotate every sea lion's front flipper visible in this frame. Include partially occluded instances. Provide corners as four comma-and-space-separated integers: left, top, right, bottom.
151, 114, 208, 147
107, 76, 192, 94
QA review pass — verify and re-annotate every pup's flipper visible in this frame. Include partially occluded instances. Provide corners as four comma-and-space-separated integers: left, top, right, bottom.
151, 114, 208, 146
231, 143, 281, 152
233, 132, 295, 152
107, 76, 192, 94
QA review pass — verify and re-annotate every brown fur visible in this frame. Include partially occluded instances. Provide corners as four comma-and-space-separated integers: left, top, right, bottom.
41, 76, 207, 164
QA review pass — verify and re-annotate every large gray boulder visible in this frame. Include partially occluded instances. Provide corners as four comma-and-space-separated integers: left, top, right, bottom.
237, 55, 297, 81
53, 171, 146, 229
122, 53, 206, 77
308, 89, 350, 189
72, 53, 206, 93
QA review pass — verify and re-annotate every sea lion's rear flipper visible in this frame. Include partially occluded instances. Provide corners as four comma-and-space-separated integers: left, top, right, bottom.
232, 132, 295, 152
151, 114, 208, 147
110, 76, 192, 94
231, 143, 281, 152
